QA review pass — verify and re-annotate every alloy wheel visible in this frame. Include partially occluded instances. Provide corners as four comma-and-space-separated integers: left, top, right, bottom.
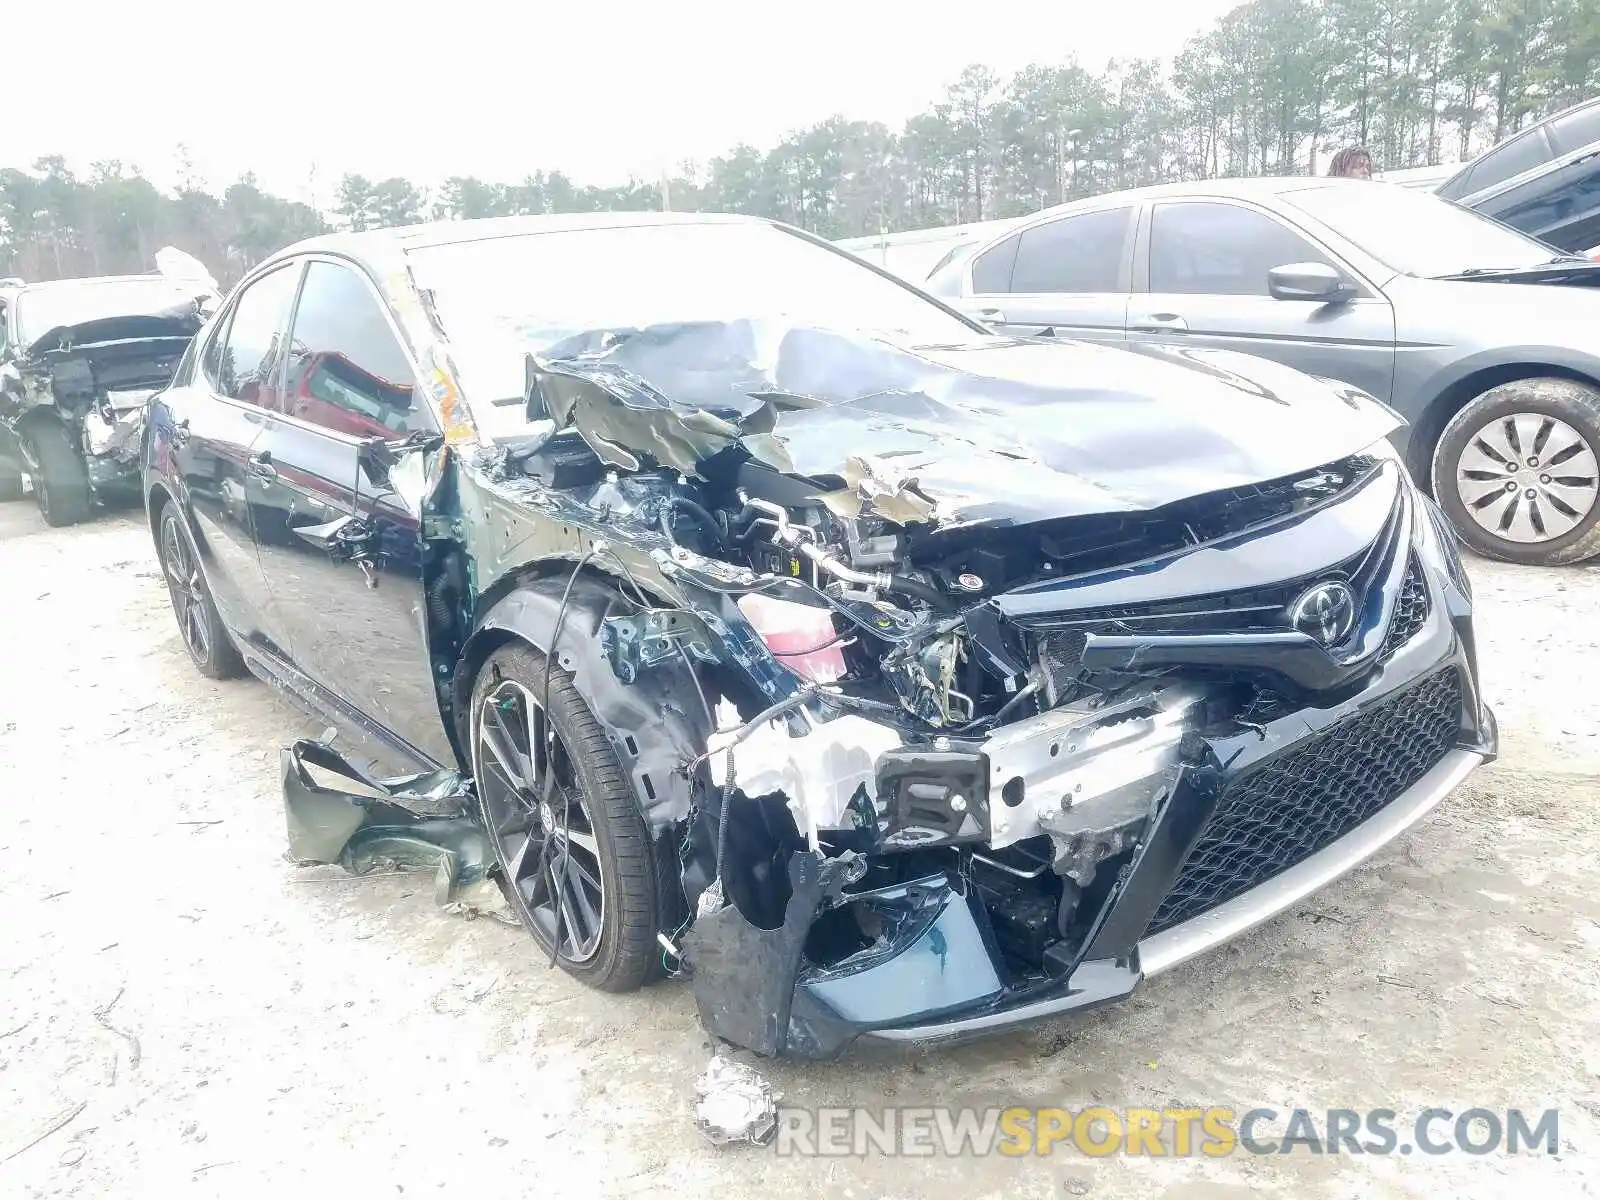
1454, 411, 1600, 544
474, 679, 606, 963
159, 516, 212, 664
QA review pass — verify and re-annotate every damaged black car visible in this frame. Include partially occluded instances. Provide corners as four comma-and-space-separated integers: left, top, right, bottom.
143, 213, 1495, 1058
1, 269, 217, 524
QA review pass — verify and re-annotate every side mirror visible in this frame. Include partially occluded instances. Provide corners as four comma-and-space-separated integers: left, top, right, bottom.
1268, 262, 1352, 303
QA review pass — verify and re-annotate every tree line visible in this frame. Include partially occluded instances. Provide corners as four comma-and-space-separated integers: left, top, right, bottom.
3, 0, 1597, 287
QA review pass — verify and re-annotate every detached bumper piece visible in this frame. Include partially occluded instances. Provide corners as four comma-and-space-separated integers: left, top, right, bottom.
280, 739, 490, 906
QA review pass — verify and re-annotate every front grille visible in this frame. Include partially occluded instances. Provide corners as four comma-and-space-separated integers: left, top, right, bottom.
1144, 668, 1462, 936
1380, 557, 1430, 657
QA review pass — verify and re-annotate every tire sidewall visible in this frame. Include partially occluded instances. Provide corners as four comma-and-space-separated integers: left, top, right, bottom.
1430, 380, 1600, 566
159, 505, 231, 677
469, 644, 644, 988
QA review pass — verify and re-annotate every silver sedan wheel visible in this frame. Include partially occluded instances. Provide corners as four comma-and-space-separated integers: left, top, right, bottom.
1454, 411, 1600, 544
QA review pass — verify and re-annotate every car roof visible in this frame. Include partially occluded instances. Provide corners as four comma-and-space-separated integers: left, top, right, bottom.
265, 211, 774, 275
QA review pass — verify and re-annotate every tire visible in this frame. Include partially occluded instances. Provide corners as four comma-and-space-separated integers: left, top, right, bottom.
470, 641, 675, 993
1430, 378, 1600, 566
156, 503, 247, 679
22, 420, 92, 527
0, 464, 22, 503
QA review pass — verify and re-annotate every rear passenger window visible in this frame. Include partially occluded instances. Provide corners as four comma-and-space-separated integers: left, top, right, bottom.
971, 233, 1020, 293
1009, 208, 1132, 293
281, 261, 430, 439
210, 263, 300, 407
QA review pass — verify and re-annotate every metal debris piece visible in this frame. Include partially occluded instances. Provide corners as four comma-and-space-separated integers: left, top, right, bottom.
693, 1056, 781, 1147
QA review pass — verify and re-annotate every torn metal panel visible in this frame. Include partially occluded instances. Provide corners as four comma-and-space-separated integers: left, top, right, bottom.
281, 739, 489, 905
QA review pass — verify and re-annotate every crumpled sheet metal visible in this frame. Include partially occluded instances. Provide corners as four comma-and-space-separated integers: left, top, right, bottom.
280, 739, 489, 906
516, 317, 1401, 529
694, 1056, 782, 1147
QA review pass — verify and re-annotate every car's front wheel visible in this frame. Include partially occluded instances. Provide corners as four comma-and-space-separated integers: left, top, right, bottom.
1431, 378, 1600, 566
157, 504, 246, 679
470, 642, 672, 992
21, 421, 92, 527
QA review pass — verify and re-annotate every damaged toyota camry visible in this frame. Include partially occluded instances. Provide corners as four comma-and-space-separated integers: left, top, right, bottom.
144, 212, 1495, 1058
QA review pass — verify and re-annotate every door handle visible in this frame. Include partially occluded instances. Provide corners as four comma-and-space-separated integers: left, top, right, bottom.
976, 306, 1007, 324
1130, 313, 1189, 332
245, 450, 277, 480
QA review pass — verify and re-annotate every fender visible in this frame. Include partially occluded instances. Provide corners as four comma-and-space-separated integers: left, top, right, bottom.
455, 573, 712, 838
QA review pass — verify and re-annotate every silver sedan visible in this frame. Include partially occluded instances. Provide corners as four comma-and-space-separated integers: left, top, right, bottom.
926, 177, 1600, 566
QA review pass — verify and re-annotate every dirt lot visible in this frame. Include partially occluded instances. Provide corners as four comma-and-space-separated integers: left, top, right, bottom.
2, 502, 1598, 1199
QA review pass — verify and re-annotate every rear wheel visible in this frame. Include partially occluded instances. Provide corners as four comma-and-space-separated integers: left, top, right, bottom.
157, 504, 246, 679
470, 642, 671, 992
0, 462, 22, 503
21, 420, 92, 527
1431, 378, 1600, 566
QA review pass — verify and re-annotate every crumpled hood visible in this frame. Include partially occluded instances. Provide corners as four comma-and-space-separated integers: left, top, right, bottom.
524, 320, 1402, 526
24, 310, 204, 359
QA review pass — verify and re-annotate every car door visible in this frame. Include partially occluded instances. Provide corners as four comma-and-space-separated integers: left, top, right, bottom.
959, 206, 1134, 342
162, 261, 302, 655
249, 257, 452, 767
1134, 199, 1397, 402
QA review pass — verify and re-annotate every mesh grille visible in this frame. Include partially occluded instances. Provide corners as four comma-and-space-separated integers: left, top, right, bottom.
1380, 557, 1430, 657
1145, 668, 1462, 937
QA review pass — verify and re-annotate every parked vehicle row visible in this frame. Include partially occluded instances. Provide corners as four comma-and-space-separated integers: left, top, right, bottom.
137, 211, 1493, 1056
926, 176, 1600, 566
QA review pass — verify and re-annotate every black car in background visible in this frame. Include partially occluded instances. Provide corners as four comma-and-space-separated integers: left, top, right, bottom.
0, 274, 215, 524
1439, 96, 1600, 254
143, 213, 1493, 1057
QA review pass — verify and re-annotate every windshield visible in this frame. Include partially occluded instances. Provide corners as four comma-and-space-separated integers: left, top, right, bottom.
404, 220, 979, 435
15, 277, 208, 345
1283, 182, 1560, 277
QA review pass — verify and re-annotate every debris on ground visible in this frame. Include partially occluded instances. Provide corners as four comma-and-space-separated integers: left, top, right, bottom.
693, 1055, 781, 1147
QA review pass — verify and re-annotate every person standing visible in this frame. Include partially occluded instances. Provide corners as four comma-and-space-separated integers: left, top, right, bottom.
1328, 147, 1374, 179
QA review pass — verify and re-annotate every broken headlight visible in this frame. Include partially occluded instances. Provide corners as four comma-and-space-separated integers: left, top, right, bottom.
736, 593, 847, 684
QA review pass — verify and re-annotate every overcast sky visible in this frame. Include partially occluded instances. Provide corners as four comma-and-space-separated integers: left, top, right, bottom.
4, 0, 1242, 205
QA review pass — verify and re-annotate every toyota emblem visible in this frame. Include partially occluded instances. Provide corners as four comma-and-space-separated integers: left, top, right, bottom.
1289, 581, 1357, 647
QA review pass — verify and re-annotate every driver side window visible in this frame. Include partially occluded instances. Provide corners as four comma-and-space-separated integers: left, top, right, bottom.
281, 261, 433, 440
1150, 202, 1336, 297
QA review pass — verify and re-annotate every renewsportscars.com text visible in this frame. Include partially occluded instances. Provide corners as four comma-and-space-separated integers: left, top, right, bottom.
774, 1106, 1560, 1158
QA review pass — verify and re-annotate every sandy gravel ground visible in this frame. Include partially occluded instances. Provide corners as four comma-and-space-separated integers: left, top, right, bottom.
2, 503, 1598, 1199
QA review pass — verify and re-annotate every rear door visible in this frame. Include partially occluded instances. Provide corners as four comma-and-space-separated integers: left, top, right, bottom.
960, 206, 1134, 342
249, 257, 452, 766
1133, 199, 1397, 402
162, 261, 302, 655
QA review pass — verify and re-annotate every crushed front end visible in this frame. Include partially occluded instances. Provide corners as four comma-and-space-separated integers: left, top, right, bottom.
649, 452, 1493, 1057
0, 270, 214, 506
445, 321, 1494, 1058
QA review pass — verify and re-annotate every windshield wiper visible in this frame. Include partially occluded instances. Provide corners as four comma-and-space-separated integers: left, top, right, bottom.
1435, 259, 1600, 280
